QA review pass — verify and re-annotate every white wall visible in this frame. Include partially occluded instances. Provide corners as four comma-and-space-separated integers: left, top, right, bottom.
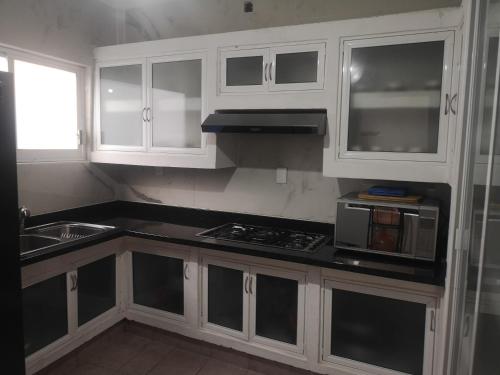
0, 0, 119, 215
113, 0, 461, 42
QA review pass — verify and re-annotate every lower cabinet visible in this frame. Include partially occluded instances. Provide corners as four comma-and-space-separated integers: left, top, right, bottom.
129, 249, 190, 320
77, 255, 117, 327
22, 250, 121, 365
201, 257, 306, 353
23, 273, 68, 357
322, 279, 437, 375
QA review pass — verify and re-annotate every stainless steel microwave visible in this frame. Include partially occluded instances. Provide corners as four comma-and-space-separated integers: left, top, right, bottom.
335, 194, 439, 261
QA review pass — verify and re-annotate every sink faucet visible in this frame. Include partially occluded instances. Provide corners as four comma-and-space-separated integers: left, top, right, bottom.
19, 206, 31, 234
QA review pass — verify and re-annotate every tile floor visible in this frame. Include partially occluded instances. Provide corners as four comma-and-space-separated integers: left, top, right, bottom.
36, 321, 318, 375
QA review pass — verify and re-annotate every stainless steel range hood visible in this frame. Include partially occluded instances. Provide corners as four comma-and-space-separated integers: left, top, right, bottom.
201, 109, 327, 135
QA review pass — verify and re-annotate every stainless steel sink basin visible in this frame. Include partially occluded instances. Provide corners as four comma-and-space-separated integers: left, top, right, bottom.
21, 222, 115, 255
26, 222, 115, 241
20, 234, 61, 254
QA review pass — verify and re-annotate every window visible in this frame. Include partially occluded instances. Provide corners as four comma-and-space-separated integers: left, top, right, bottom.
0, 56, 7, 72
0, 45, 85, 162
15, 60, 78, 150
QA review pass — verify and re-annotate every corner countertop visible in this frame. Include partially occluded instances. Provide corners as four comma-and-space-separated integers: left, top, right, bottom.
20, 202, 446, 286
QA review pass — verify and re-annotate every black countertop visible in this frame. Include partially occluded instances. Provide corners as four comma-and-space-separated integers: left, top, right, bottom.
21, 201, 446, 286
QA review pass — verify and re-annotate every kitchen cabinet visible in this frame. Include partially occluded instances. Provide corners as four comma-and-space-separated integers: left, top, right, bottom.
201, 256, 306, 353
22, 242, 123, 374
96, 61, 147, 151
77, 254, 117, 327
338, 31, 455, 163
202, 258, 249, 339
129, 248, 190, 322
322, 278, 437, 375
91, 52, 225, 168
219, 42, 326, 94
23, 273, 68, 357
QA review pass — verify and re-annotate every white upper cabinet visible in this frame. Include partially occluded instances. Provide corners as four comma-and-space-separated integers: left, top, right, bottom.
338, 31, 455, 163
97, 61, 147, 151
91, 51, 230, 168
148, 53, 205, 152
219, 42, 326, 94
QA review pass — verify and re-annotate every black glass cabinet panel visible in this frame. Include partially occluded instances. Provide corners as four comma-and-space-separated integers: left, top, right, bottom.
255, 273, 298, 344
330, 289, 426, 374
207, 264, 244, 331
23, 274, 68, 357
133, 252, 184, 315
78, 255, 116, 326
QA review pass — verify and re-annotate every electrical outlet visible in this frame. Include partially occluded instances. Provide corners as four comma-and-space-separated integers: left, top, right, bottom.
276, 168, 287, 184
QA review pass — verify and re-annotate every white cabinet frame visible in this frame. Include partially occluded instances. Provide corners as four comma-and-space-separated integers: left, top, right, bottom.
201, 256, 307, 354
94, 58, 148, 152
249, 265, 306, 354
322, 278, 437, 375
72, 252, 123, 333
269, 43, 326, 92
126, 247, 192, 325
338, 31, 455, 163
219, 42, 326, 94
219, 48, 269, 93
22, 241, 124, 375
147, 52, 208, 155
201, 256, 250, 340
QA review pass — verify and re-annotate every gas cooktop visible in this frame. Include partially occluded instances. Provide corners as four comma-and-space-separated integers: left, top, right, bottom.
197, 223, 329, 253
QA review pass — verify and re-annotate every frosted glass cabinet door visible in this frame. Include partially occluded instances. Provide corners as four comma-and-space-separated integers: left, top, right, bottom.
220, 49, 268, 93
23, 273, 68, 357
340, 32, 454, 161
203, 259, 249, 339
99, 64, 145, 148
78, 255, 116, 326
132, 252, 185, 316
150, 57, 202, 149
323, 280, 436, 375
270, 43, 326, 90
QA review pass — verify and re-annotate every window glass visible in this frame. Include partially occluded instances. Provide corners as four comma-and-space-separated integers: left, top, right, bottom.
14, 60, 78, 150
0, 56, 7, 72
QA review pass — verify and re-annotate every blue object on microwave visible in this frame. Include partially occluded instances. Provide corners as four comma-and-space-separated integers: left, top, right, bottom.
367, 186, 408, 197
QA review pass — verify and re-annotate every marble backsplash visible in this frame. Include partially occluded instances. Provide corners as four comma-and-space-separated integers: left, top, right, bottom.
105, 136, 377, 224
17, 162, 118, 216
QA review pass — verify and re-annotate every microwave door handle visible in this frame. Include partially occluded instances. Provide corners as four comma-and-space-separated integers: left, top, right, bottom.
345, 204, 370, 212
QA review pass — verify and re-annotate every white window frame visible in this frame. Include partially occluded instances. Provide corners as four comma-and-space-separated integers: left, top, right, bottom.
0, 44, 87, 163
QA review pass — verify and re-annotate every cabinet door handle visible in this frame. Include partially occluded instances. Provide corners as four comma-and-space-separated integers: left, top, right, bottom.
450, 93, 457, 115
264, 63, 268, 82
184, 263, 189, 280
142, 107, 147, 122
430, 310, 436, 332
70, 274, 78, 291
269, 62, 273, 82
146, 107, 152, 122
249, 276, 253, 294
244, 276, 249, 294
444, 94, 450, 115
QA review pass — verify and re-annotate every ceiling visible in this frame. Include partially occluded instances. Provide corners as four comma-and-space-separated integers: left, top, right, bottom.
99, 0, 462, 43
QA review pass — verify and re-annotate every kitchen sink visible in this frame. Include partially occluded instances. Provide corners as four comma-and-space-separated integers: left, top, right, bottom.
20, 234, 62, 254
21, 222, 115, 255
